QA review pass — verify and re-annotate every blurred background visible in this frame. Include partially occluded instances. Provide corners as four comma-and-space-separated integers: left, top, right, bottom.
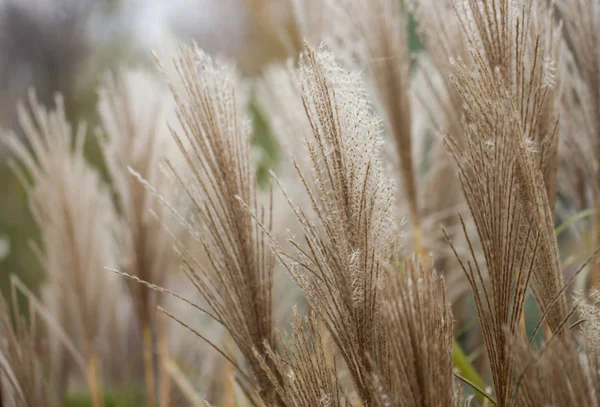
0, 3, 430, 404
0, 0, 308, 297
0, 0, 423, 299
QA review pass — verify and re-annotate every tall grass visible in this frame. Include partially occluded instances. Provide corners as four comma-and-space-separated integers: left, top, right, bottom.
2, 0, 600, 406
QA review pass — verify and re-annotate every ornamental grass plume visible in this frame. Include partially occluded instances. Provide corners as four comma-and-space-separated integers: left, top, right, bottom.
448, 0, 568, 338
373, 257, 456, 407
154, 44, 278, 404
325, 0, 422, 253
451, 0, 562, 207
98, 69, 181, 407
443, 76, 541, 403
254, 42, 458, 406
443, 1, 572, 404
510, 328, 599, 406
254, 308, 349, 407
3, 92, 122, 407
270, 43, 395, 404
558, 0, 600, 289
0, 291, 56, 407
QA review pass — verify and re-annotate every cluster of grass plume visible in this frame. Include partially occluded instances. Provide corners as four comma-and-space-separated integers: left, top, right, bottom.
4, 0, 600, 406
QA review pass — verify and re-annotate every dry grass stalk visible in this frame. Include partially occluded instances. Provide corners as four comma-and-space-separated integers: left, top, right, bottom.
443, 85, 534, 404
373, 257, 456, 406
451, 0, 562, 205
444, 30, 566, 401
156, 44, 277, 403
449, 0, 568, 337
0, 293, 56, 407
410, 1, 472, 304
265, 43, 396, 405
254, 308, 348, 407
327, 0, 422, 253
412, 0, 468, 141
411, 0, 468, 213
558, 0, 600, 161
4, 92, 121, 407
558, 0, 600, 289
529, 3, 562, 210
98, 69, 180, 407
557, 49, 597, 214
511, 330, 598, 406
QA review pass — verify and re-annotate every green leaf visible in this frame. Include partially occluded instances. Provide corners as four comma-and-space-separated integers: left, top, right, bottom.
555, 208, 598, 237
453, 338, 488, 403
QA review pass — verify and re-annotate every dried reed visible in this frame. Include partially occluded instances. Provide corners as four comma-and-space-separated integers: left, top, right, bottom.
329, 0, 422, 253
99, 69, 180, 407
374, 257, 456, 406
155, 44, 278, 403
254, 308, 348, 407
0, 291, 56, 407
259, 41, 406, 405
449, 0, 568, 337
558, 0, 600, 289
4, 92, 121, 407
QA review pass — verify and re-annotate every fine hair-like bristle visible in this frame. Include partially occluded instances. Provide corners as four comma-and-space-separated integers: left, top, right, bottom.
6, 0, 600, 405
0, 292, 57, 407
511, 328, 598, 406
254, 308, 348, 407
98, 68, 182, 407
156, 44, 278, 403
267, 43, 396, 404
447, 0, 568, 338
374, 257, 456, 406
329, 0, 421, 251
558, 0, 600, 289
4, 91, 121, 407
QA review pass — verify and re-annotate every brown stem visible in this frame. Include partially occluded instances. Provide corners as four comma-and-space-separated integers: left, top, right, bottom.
158, 313, 171, 407
143, 320, 157, 407
222, 337, 237, 407
86, 350, 103, 407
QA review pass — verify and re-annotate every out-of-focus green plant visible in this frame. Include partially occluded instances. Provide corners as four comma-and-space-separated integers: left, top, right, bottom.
65, 387, 145, 407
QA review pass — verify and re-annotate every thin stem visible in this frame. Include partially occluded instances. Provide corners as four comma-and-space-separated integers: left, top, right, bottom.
143, 321, 157, 407
555, 208, 597, 237
569, 319, 586, 329
223, 337, 236, 407
453, 373, 497, 406
453, 339, 486, 403
86, 350, 104, 407
158, 313, 171, 407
